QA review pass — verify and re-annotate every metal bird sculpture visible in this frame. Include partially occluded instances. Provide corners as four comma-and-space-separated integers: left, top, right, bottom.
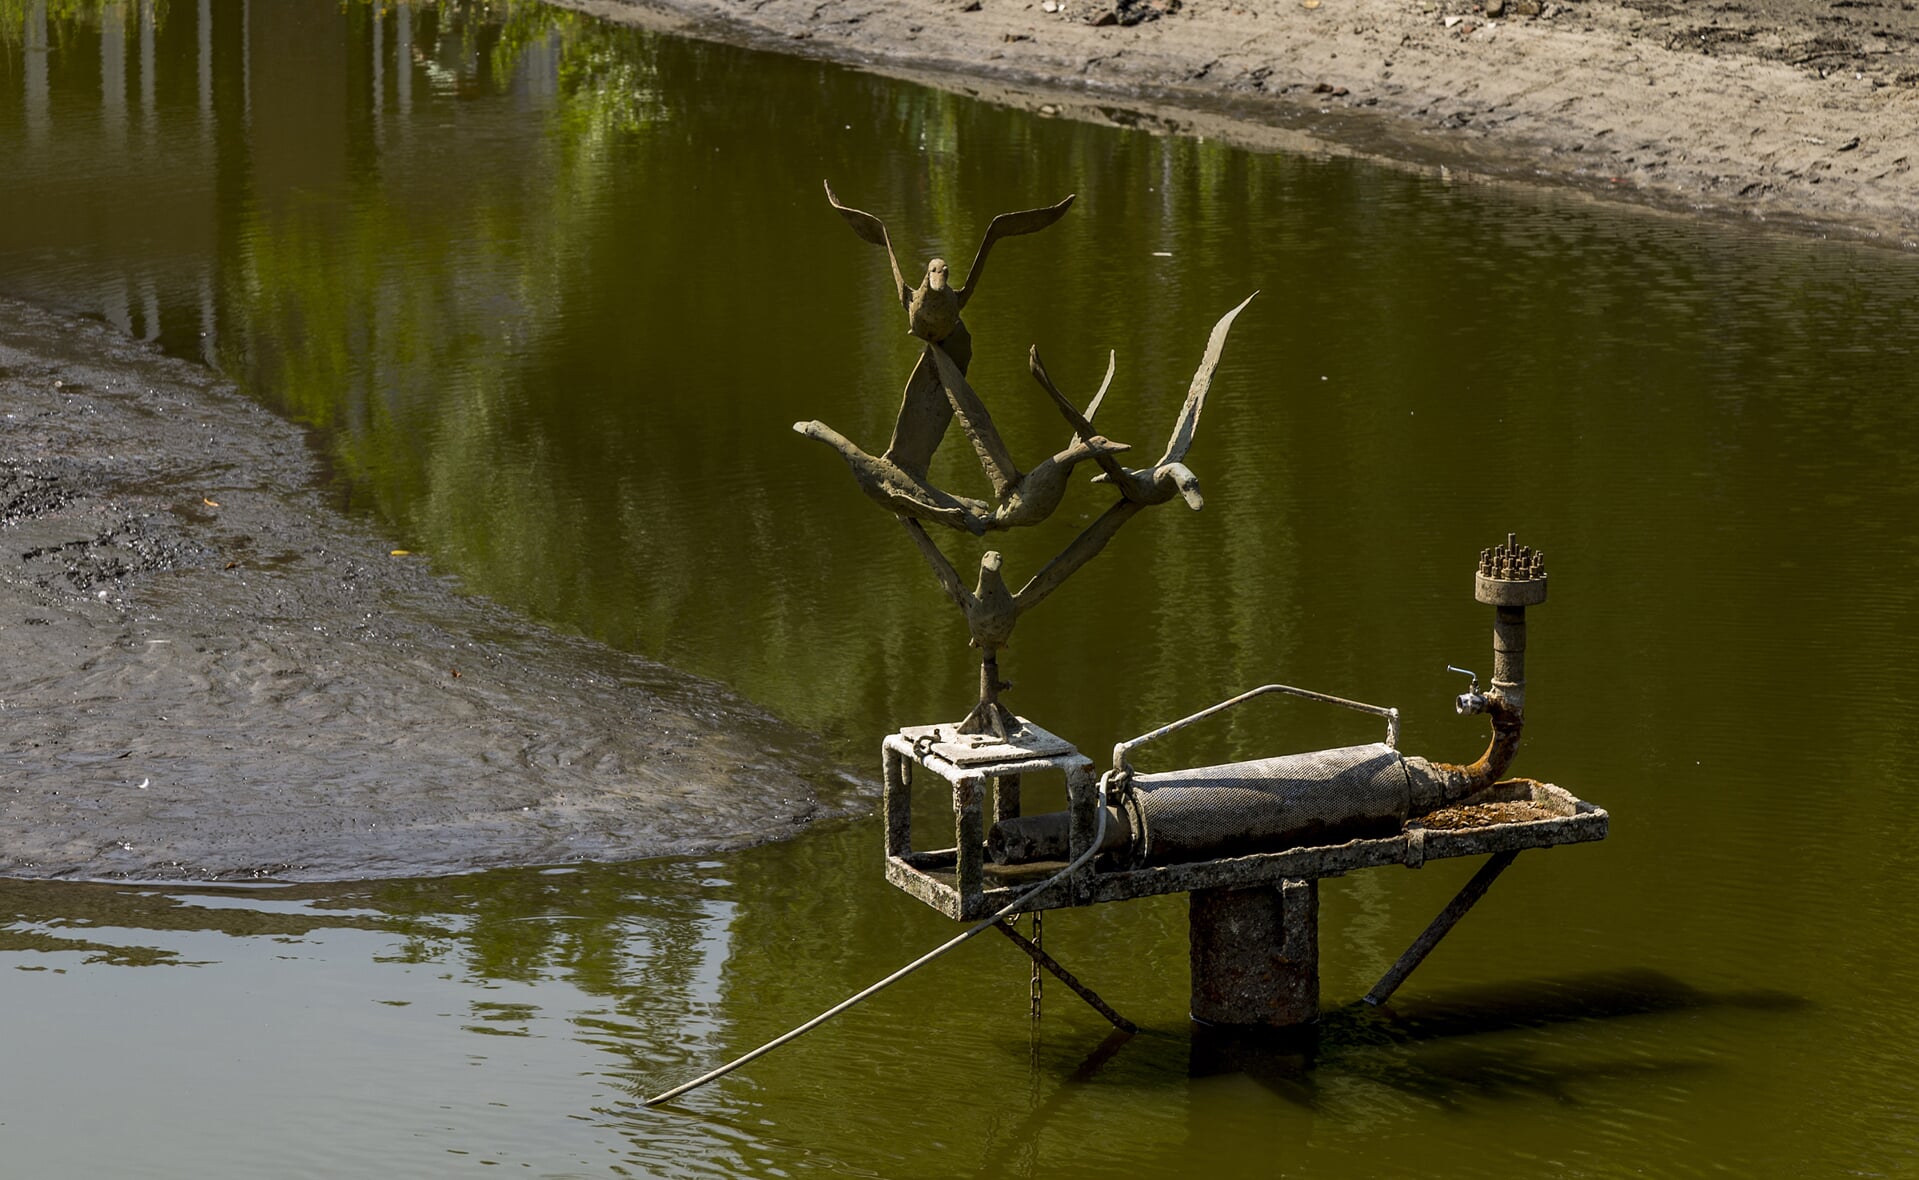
1028, 292, 1258, 511
823, 181, 1075, 481
792, 418, 991, 536
920, 342, 1130, 532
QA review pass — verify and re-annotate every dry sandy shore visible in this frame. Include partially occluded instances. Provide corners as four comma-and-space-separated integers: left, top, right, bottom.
568, 0, 1919, 248
0, 299, 858, 882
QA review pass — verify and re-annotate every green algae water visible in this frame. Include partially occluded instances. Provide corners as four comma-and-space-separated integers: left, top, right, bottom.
4, 1, 1919, 1175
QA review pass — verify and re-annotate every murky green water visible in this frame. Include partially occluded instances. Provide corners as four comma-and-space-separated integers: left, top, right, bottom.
4, 0, 1919, 1175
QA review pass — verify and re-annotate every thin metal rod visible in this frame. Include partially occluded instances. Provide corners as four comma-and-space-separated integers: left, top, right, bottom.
644, 779, 1114, 1107
1113, 682, 1400, 774
994, 919, 1136, 1033
1364, 849, 1521, 1008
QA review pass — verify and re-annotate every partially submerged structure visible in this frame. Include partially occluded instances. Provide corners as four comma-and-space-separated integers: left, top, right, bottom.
805, 183, 1608, 1031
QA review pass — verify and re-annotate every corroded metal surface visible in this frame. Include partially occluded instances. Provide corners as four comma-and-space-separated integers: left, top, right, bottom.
898, 719, 1074, 767
1406, 534, 1548, 801
1124, 744, 1415, 867
811, 189, 1609, 1034
987, 542, 1553, 868
1080, 778, 1604, 905
882, 728, 1096, 921
1190, 881, 1319, 1027
889, 720, 1607, 917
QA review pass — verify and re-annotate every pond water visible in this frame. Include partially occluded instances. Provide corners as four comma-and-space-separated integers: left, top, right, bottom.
3, 0, 1919, 1175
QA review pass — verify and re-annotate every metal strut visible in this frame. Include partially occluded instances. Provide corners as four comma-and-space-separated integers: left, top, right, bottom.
1364, 849, 1521, 1007
994, 919, 1136, 1033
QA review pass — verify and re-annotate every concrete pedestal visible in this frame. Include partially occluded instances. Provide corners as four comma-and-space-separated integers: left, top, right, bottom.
1189, 880, 1319, 1027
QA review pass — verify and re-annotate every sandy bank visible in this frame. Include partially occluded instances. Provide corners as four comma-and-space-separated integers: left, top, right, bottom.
567, 0, 1919, 248
0, 298, 860, 882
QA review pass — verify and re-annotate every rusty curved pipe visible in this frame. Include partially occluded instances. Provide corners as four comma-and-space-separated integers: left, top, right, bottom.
1404, 602, 1531, 811
1402, 694, 1523, 813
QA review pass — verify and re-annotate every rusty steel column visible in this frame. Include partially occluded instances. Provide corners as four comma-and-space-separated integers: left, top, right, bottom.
1189, 880, 1319, 1027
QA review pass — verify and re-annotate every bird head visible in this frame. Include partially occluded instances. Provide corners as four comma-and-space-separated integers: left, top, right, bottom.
925, 258, 950, 291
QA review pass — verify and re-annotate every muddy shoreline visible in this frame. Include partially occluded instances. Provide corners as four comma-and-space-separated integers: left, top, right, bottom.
0, 298, 862, 883
565, 0, 1919, 249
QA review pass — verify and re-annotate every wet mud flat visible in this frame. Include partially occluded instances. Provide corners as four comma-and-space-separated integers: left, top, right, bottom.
0, 298, 862, 883
576, 0, 1919, 247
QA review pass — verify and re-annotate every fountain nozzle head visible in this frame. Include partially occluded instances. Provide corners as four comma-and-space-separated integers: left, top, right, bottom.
1475, 532, 1548, 606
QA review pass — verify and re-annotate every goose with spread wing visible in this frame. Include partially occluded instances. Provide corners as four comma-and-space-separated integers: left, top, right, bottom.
823, 182, 1075, 481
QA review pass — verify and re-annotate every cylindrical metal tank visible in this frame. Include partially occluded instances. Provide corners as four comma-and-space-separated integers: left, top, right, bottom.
1122, 743, 1414, 867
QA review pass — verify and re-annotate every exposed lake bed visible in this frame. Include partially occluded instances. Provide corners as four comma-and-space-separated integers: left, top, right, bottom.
582, 0, 1919, 247
0, 296, 859, 881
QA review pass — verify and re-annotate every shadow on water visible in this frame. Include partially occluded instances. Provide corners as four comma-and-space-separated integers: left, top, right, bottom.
1186, 968, 1807, 1109
1334, 966, 1808, 1043
965, 965, 1807, 1154
938, 964, 1808, 1177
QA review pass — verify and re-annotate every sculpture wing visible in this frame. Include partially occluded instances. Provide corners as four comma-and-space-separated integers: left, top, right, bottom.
955, 194, 1076, 310
1085, 348, 1116, 424
1029, 346, 1128, 483
1160, 291, 1257, 465
824, 180, 910, 308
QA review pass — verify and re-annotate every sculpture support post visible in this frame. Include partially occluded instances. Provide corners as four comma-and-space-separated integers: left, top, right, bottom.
1189, 881, 1320, 1027
957, 649, 1015, 738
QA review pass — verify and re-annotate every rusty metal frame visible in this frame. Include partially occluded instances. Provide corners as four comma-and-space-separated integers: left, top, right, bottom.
883, 727, 1098, 921
885, 728, 1607, 920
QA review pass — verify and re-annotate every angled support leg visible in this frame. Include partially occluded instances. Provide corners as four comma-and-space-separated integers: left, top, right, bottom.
995, 919, 1137, 1033
1365, 849, 1521, 1008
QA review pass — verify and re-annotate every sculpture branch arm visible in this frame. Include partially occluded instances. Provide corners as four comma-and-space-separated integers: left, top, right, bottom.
1030, 346, 1131, 484
926, 340, 1021, 498
956, 194, 1076, 310
823, 180, 910, 308
899, 517, 971, 611
1012, 498, 1145, 613
1160, 290, 1258, 465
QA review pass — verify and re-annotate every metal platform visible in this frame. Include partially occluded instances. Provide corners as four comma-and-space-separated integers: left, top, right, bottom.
883, 727, 1608, 922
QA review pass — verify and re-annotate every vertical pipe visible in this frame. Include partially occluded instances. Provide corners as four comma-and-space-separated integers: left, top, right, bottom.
1491, 605, 1527, 712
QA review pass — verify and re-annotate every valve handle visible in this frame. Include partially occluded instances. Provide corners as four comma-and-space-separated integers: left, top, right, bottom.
1446, 665, 1488, 716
